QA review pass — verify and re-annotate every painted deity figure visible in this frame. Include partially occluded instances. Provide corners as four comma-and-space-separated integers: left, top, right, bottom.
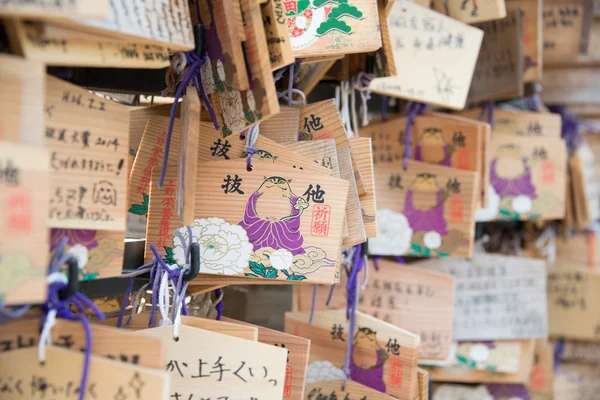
350, 327, 389, 393
403, 173, 448, 235
490, 144, 537, 200
414, 128, 452, 167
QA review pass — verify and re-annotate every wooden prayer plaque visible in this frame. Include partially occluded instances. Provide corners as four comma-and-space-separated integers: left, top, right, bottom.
137, 324, 287, 400
430, 0, 507, 23
468, 11, 524, 103
542, 0, 586, 65
295, 60, 338, 97
285, 309, 420, 400
0, 55, 44, 146
260, 108, 301, 145
561, 339, 600, 364
10, 21, 171, 68
262, 0, 295, 70
0, 142, 49, 305
45, 76, 129, 231
188, 160, 347, 283
306, 380, 397, 400
295, 259, 455, 360
419, 254, 548, 341
506, 0, 543, 82
528, 340, 554, 398
370, 160, 478, 258
0, 346, 170, 400
553, 363, 600, 400
458, 108, 562, 138
349, 137, 377, 238
485, 134, 566, 221
223, 317, 311, 400
178, 88, 201, 226
284, 0, 381, 57
547, 267, 600, 340
0, 0, 107, 18
53, 0, 195, 51
369, 2, 483, 110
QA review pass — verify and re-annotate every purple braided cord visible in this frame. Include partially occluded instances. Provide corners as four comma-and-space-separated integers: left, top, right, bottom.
287, 63, 294, 108
158, 51, 220, 188
309, 285, 318, 325
325, 283, 336, 307
395, 256, 405, 264
42, 236, 105, 400
215, 288, 224, 320
549, 105, 586, 154
342, 244, 364, 387
381, 95, 388, 122
553, 338, 565, 372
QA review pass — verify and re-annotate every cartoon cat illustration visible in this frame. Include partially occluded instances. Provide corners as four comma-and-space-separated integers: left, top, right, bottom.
239, 176, 309, 255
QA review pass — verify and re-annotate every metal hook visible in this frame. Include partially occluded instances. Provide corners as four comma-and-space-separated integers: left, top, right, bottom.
58, 258, 79, 300
183, 243, 200, 282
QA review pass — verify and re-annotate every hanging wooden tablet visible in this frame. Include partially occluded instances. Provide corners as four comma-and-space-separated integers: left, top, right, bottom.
198, 0, 279, 137
369, 3, 484, 110
222, 317, 311, 400
0, 55, 44, 146
295, 60, 338, 97
338, 147, 367, 248
190, 159, 348, 283
432, 384, 494, 400
260, 108, 301, 145
349, 137, 377, 238
554, 363, 600, 400
45, 76, 129, 231
0, 319, 165, 369
137, 324, 287, 400
547, 267, 600, 341
178, 88, 201, 226
0, 0, 106, 18
298, 99, 366, 195
458, 108, 562, 138
528, 340, 554, 398
50, 0, 194, 51
506, 0, 543, 82
8, 21, 171, 68
467, 11, 524, 103
197, 0, 249, 91
377, 0, 397, 76
0, 142, 49, 305
486, 134, 566, 221
262, 0, 295, 70
542, 0, 585, 65
430, 0, 507, 23
0, 346, 170, 400
128, 115, 180, 238
427, 340, 536, 384
569, 142, 600, 228
451, 340, 527, 374
284, 0, 381, 58
561, 339, 600, 364
419, 254, 548, 341
370, 160, 477, 258
306, 380, 397, 400
285, 309, 420, 400
295, 259, 455, 360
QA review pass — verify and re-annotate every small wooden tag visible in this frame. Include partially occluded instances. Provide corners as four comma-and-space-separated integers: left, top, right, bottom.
542, 0, 585, 65
349, 137, 377, 238
53, 0, 194, 50
0, 319, 165, 369
0, 142, 49, 305
419, 254, 548, 341
506, 0, 543, 82
295, 258, 455, 360
285, 0, 381, 57
45, 76, 129, 231
487, 134, 566, 221
192, 159, 348, 283
468, 11, 524, 103
371, 160, 478, 257
261, 0, 294, 70
430, 0, 507, 23
377, 0, 397, 77
428, 340, 535, 384
9, 21, 171, 68
338, 147, 367, 248
0, 55, 44, 146
458, 108, 562, 138
137, 324, 287, 400
0, 346, 170, 399
369, 3, 484, 110
128, 115, 181, 238
178, 88, 201, 226
561, 339, 600, 364
197, 0, 249, 91
0, 0, 107, 18
223, 317, 311, 400
547, 267, 600, 341
569, 142, 600, 228
285, 309, 420, 400
528, 340, 554, 397
260, 108, 301, 145
453, 340, 524, 373
306, 380, 397, 400
553, 363, 600, 400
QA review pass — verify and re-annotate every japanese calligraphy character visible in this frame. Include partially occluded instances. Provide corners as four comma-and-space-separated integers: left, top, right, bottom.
222, 174, 245, 194
330, 324, 345, 341
303, 184, 325, 203
211, 139, 231, 159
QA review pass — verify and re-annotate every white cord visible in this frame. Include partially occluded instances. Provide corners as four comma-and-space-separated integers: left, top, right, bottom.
340, 81, 354, 137
244, 124, 260, 156
38, 272, 68, 363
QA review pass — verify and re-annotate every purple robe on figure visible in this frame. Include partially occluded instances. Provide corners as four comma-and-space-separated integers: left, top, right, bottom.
403, 189, 448, 235
239, 192, 305, 255
490, 158, 538, 199
350, 349, 387, 393
414, 144, 452, 167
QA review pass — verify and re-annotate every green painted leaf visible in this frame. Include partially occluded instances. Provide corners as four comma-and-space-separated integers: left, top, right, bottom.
513, 213, 520, 221
328, 3, 363, 19
244, 109, 255, 124
456, 355, 468, 365
83, 273, 99, 281
142, 193, 150, 208
281, 269, 290, 277
286, 0, 310, 15
529, 214, 541, 220
249, 261, 266, 277
411, 243, 422, 253
215, 78, 225, 92
222, 124, 232, 138
128, 204, 148, 216
438, 252, 449, 257
265, 268, 279, 279
423, 248, 431, 257
245, 273, 258, 277
313, 0, 347, 7
256, 112, 263, 120
499, 209, 512, 216
316, 18, 352, 35
289, 274, 307, 281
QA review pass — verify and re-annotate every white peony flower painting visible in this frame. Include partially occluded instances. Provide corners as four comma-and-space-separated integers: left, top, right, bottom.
269, 249, 293, 270
512, 195, 533, 214
172, 218, 253, 276
305, 361, 346, 384
475, 184, 500, 222
423, 231, 442, 250
368, 209, 413, 256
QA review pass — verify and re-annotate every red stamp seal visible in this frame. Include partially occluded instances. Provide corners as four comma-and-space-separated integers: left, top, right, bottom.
284, 365, 293, 398
311, 204, 331, 236
389, 358, 403, 388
